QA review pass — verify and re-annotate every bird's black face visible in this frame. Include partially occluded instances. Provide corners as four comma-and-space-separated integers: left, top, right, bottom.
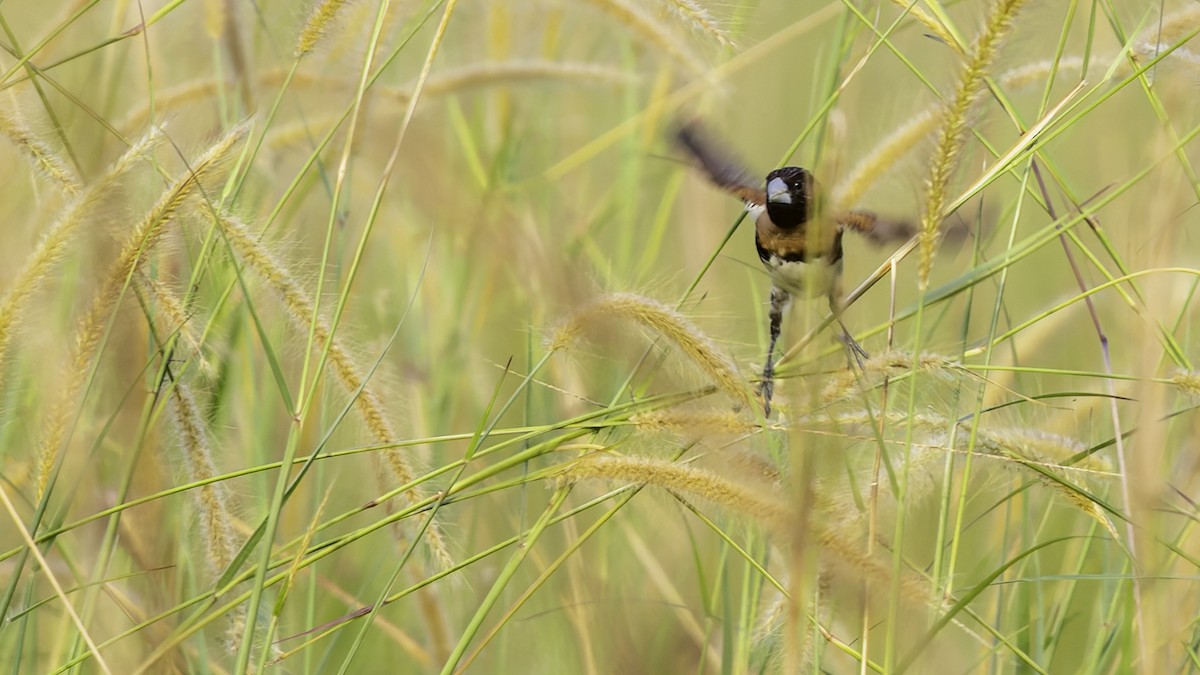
764, 166, 812, 229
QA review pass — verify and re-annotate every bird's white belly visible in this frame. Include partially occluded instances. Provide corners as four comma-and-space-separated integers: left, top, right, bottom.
765, 256, 837, 298
747, 202, 840, 298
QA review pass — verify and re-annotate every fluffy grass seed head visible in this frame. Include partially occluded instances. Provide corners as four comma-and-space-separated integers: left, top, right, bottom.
1172, 370, 1200, 400
1135, 5, 1200, 61
565, 454, 937, 610
550, 292, 755, 409
169, 384, 239, 577
0, 128, 162, 366
831, 107, 939, 211
137, 272, 215, 378
581, 0, 706, 77
34, 124, 248, 499
210, 210, 453, 569
919, 0, 1028, 288
0, 106, 80, 195
821, 350, 958, 403
889, 0, 959, 55
296, 0, 351, 57
982, 427, 1112, 475
204, 0, 226, 41
562, 455, 791, 528
630, 410, 761, 435
656, 0, 734, 49
977, 427, 1117, 537
998, 56, 1086, 90
804, 409, 1114, 536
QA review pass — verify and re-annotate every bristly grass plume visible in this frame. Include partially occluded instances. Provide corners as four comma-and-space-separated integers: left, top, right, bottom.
919, 0, 1027, 288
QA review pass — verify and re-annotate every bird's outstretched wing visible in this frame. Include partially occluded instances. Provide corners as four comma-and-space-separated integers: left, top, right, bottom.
836, 210, 916, 244
674, 121, 767, 206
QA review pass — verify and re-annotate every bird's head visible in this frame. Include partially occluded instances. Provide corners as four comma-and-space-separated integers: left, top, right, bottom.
764, 166, 813, 229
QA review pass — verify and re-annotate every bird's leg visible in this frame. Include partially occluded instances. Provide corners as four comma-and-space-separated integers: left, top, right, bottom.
760, 286, 790, 416
828, 271, 869, 371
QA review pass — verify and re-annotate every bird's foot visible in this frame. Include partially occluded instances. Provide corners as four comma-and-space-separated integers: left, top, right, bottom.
757, 369, 775, 417
837, 331, 870, 372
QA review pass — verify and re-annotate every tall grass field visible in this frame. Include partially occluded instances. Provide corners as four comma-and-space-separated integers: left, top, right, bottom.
1, 0, 1199, 673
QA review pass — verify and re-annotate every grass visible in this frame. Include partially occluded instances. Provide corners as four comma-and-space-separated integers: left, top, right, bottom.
0, 0, 1198, 672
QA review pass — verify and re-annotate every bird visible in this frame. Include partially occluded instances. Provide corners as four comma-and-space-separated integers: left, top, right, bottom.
674, 120, 915, 416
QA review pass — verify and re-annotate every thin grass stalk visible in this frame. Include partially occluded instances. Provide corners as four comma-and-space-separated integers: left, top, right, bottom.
439, 486, 572, 675
314, 7, 465, 666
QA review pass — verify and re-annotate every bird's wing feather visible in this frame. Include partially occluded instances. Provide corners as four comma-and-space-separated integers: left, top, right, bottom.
674, 122, 767, 206
836, 209, 916, 244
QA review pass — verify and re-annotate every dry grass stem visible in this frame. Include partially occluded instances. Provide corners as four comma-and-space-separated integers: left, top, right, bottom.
265, 60, 634, 150
116, 70, 311, 133
118, 80, 230, 133
419, 60, 638, 97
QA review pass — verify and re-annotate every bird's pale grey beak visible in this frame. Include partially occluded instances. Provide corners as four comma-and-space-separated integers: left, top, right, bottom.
766, 176, 791, 204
